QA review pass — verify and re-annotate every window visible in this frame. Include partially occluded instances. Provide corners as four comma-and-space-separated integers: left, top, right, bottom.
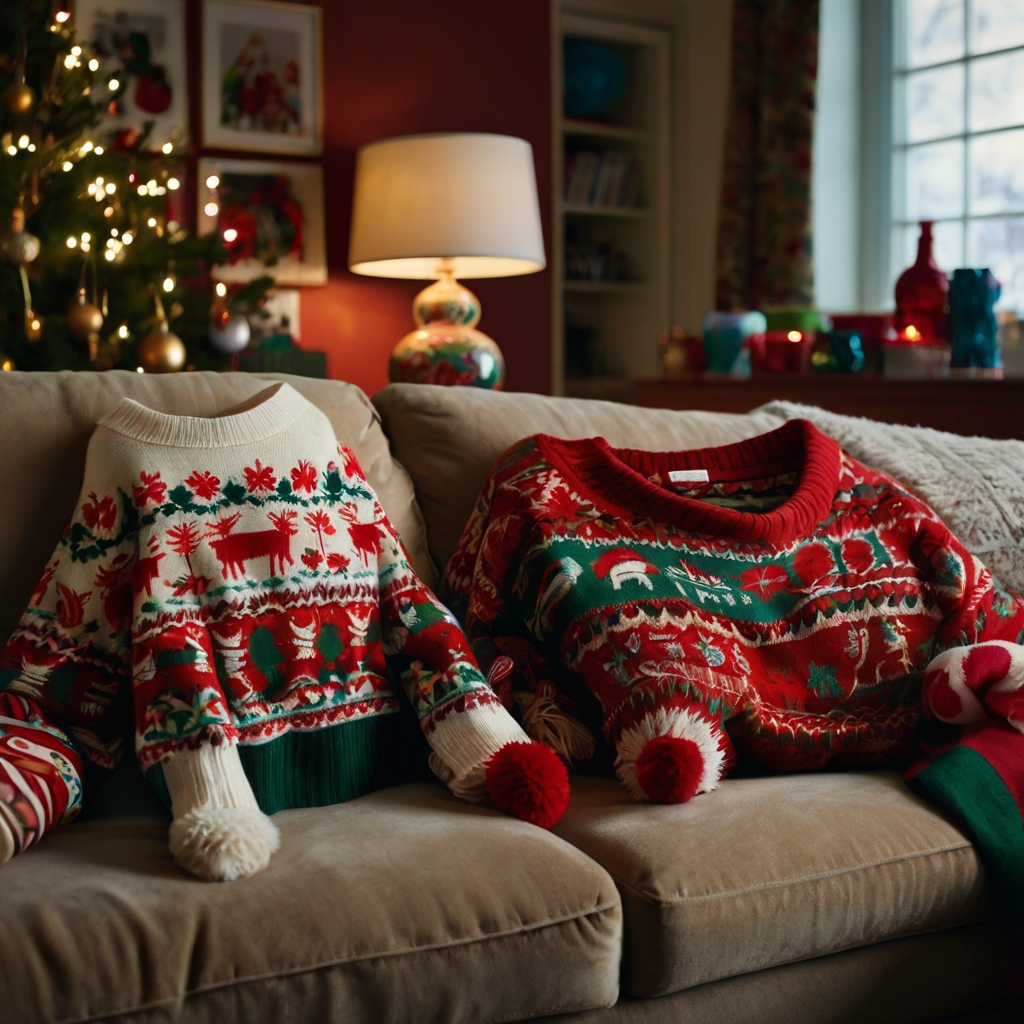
892, 0, 1024, 311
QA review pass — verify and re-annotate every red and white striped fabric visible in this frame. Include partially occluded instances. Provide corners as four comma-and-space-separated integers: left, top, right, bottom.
0, 694, 83, 861
923, 641, 1024, 733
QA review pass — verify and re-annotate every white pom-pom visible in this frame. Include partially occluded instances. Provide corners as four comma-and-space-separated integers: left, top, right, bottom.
616, 706, 726, 801
168, 805, 280, 881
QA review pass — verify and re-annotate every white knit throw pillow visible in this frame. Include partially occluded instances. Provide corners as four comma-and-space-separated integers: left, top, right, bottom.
753, 401, 1024, 594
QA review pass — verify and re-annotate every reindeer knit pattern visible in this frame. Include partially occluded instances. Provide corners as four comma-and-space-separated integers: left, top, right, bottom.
443, 421, 1024, 792
0, 384, 515, 857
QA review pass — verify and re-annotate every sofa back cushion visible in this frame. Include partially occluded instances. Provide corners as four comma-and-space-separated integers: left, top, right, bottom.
0, 371, 434, 642
373, 383, 776, 578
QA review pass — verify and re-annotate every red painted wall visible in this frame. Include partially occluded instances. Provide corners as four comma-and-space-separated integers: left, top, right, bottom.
289, 1, 553, 395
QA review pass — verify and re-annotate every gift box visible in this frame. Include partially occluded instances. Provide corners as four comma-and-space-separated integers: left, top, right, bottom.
763, 330, 813, 373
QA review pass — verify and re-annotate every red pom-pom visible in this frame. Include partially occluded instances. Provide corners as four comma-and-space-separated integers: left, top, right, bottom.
634, 734, 704, 804
484, 741, 570, 830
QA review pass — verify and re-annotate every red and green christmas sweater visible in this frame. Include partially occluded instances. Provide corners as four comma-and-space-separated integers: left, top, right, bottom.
443, 420, 1024, 934
0, 383, 542, 862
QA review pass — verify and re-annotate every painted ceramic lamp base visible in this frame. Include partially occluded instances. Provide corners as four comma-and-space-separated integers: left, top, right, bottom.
388, 270, 506, 389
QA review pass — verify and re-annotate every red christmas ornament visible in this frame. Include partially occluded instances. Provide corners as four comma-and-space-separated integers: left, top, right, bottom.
894, 221, 949, 342
134, 73, 172, 114
484, 740, 570, 829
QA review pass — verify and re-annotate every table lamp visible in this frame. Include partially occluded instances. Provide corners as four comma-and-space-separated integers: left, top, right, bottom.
348, 132, 546, 388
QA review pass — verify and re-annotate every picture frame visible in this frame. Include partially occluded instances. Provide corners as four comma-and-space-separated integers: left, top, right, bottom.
250, 288, 301, 342
201, 0, 323, 157
73, 0, 189, 151
198, 157, 327, 286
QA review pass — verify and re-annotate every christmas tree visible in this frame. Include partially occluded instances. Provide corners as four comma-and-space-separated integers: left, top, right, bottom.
0, 1, 268, 373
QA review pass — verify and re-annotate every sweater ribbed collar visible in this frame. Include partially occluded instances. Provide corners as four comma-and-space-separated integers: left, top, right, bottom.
99, 382, 310, 448
537, 419, 841, 547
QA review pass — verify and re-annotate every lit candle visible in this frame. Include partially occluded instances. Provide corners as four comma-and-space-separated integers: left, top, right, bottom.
763, 330, 812, 373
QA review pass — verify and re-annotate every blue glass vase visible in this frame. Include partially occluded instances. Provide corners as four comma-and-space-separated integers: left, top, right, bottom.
949, 269, 1001, 369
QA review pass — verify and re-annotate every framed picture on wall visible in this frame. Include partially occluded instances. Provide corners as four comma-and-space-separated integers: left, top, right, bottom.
198, 156, 327, 286
74, 0, 189, 151
201, 0, 323, 156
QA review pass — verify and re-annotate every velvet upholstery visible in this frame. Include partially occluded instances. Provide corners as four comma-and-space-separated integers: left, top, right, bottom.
553, 774, 995, 997
533, 922, 1011, 1024
0, 784, 622, 1024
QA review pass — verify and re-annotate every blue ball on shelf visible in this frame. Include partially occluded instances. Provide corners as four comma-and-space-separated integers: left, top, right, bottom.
564, 39, 626, 119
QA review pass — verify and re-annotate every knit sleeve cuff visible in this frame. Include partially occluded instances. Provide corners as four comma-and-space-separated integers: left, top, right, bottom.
425, 701, 531, 801
161, 742, 260, 817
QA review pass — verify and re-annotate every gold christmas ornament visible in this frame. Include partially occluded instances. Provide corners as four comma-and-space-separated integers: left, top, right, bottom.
68, 287, 104, 341
136, 293, 185, 372
69, 258, 104, 362
2, 80, 35, 115
137, 326, 186, 372
1, 352, 15, 372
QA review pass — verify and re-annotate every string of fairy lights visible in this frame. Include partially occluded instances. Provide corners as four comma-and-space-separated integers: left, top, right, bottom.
1, 3, 264, 372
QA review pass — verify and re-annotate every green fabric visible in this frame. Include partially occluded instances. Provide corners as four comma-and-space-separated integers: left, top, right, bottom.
911, 745, 1024, 923
141, 705, 433, 818
238, 712, 408, 815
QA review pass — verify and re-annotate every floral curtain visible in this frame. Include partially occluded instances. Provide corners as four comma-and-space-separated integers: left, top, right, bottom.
714, 0, 819, 311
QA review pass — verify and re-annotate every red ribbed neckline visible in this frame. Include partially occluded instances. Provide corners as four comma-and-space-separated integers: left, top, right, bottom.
536, 419, 841, 546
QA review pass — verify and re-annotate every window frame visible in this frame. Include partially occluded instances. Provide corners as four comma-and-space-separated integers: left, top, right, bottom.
885, 0, 1024, 307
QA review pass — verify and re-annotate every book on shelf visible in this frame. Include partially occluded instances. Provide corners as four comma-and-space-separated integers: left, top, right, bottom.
564, 148, 643, 209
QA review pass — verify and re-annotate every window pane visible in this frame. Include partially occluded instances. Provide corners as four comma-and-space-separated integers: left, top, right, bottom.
969, 128, 1024, 215
906, 139, 965, 219
892, 224, 924, 296
906, 64, 965, 142
968, 217, 1024, 311
933, 218, 966, 271
971, 0, 1024, 55
970, 50, 1024, 132
908, 0, 965, 68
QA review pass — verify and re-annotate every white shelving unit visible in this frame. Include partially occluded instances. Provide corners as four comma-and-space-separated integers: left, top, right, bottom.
552, 8, 672, 396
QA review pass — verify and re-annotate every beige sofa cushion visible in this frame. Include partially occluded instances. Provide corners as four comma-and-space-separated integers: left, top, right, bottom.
530, 922, 1010, 1024
0, 783, 622, 1024
0, 371, 435, 642
551, 772, 995, 999
372, 383, 775, 577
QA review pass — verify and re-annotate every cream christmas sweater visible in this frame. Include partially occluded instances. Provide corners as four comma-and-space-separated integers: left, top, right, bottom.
0, 383, 526, 873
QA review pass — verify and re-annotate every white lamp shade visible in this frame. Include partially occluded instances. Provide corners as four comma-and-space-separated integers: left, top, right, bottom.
348, 132, 546, 280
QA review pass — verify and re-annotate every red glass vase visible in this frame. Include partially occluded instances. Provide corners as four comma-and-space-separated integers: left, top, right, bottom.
894, 221, 949, 342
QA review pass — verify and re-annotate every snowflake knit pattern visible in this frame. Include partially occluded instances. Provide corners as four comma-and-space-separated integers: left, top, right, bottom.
443, 419, 1024, 800
0, 383, 532, 861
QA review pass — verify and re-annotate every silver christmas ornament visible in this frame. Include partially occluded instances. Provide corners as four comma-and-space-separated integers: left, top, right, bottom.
209, 311, 251, 354
2, 228, 40, 264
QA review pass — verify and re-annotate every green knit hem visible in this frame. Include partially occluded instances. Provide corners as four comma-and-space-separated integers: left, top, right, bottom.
143, 710, 424, 816
238, 712, 408, 815
910, 745, 1024, 922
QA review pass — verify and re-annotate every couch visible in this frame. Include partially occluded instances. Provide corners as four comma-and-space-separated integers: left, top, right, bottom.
0, 370, 1016, 1024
